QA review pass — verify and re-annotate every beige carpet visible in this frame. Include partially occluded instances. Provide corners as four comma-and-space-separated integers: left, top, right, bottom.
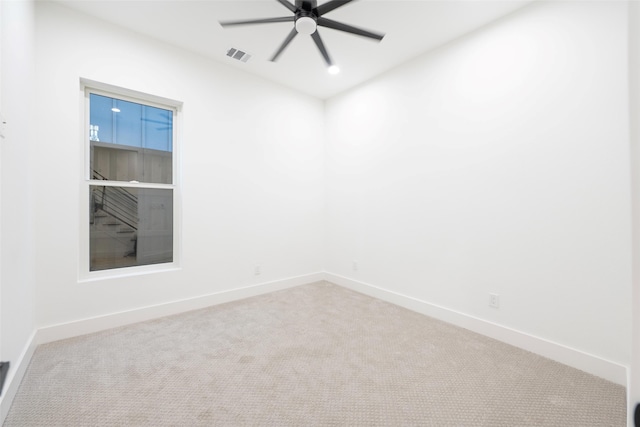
4, 282, 626, 426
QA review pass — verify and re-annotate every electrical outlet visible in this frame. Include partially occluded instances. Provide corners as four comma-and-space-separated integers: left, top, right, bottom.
489, 293, 500, 309
254, 265, 261, 276
352, 260, 358, 271
0, 113, 6, 139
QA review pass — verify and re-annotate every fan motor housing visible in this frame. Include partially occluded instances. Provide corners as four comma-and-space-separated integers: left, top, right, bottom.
297, 0, 317, 13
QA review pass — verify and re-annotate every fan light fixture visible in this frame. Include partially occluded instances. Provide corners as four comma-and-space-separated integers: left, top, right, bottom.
219, 0, 385, 72
295, 16, 316, 35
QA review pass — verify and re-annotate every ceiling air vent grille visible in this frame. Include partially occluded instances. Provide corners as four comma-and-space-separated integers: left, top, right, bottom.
226, 48, 251, 63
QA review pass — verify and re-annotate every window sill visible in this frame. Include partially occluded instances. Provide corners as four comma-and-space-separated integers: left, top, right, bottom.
78, 263, 182, 283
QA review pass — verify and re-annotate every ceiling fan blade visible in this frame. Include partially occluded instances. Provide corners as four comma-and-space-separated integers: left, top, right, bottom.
220, 16, 294, 27
276, 0, 297, 13
317, 17, 384, 41
310, 30, 333, 66
316, 0, 355, 16
270, 28, 299, 61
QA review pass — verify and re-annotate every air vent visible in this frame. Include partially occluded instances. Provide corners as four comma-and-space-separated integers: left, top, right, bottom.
226, 48, 251, 63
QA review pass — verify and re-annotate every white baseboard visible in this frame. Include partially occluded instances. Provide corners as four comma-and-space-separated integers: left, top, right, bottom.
0, 330, 38, 425
36, 272, 325, 345
325, 272, 628, 386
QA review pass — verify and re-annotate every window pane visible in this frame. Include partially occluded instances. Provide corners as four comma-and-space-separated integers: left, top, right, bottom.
89, 94, 172, 184
90, 186, 173, 271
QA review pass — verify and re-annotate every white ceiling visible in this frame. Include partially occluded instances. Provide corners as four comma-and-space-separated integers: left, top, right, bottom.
55, 0, 535, 99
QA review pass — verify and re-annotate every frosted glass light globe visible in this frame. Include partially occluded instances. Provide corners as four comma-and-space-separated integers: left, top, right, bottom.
295, 17, 317, 35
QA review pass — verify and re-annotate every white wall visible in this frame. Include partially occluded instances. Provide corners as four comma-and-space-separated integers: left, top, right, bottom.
325, 1, 631, 367
628, 0, 640, 423
0, 0, 37, 418
33, 2, 325, 328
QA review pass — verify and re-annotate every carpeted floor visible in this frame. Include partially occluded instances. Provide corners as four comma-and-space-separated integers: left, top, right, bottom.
4, 281, 626, 426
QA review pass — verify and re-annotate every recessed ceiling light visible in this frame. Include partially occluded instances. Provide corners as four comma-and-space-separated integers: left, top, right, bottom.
328, 65, 340, 75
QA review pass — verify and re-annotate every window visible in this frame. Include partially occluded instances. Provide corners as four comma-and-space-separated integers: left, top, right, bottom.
83, 84, 179, 273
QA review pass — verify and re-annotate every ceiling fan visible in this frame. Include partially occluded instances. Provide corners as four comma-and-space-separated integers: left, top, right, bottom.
219, 0, 385, 73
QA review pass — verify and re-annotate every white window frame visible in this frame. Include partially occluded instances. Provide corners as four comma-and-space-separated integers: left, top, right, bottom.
79, 79, 182, 281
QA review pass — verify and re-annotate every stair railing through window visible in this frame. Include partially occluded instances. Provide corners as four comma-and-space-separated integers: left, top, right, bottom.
91, 169, 138, 231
